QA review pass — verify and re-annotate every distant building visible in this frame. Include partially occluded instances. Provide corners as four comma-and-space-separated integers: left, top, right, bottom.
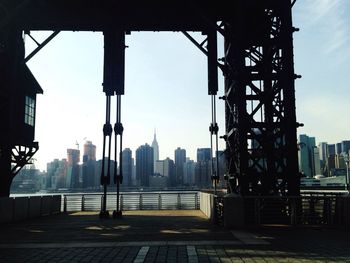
197, 148, 211, 162
313, 147, 321, 175
318, 142, 328, 176
175, 147, 186, 186
66, 148, 80, 188
136, 144, 154, 187
47, 159, 68, 189
195, 148, 212, 188
335, 154, 346, 169
151, 131, 159, 173
327, 144, 336, 156
150, 174, 168, 188
164, 158, 175, 187
122, 148, 133, 187
11, 165, 42, 192
195, 161, 211, 188
335, 143, 342, 155
155, 160, 165, 176
96, 158, 117, 187
82, 141, 97, 189
183, 158, 195, 186
298, 134, 320, 177
341, 140, 350, 155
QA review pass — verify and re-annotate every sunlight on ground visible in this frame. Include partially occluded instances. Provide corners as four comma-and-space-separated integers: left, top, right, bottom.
68, 210, 207, 218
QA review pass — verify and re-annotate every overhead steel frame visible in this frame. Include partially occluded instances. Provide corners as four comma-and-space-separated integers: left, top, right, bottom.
223, 0, 300, 196
0, 0, 300, 197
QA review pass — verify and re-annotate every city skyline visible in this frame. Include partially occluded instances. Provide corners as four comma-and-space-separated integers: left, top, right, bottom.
36, 137, 216, 172
25, 0, 350, 171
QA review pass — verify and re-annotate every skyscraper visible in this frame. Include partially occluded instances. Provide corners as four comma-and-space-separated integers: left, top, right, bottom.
196, 148, 211, 188
67, 148, 80, 188
164, 157, 175, 187
183, 158, 195, 186
175, 147, 186, 186
298, 134, 320, 177
151, 130, 159, 173
197, 148, 211, 162
136, 144, 154, 187
82, 141, 97, 189
83, 141, 96, 161
122, 148, 133, 187
341, 140, 350, 155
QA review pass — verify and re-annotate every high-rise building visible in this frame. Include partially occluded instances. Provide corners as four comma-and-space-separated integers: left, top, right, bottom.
46, 159, 68, 189
164, 157, 175, 187
155, 160, 165, 176
122, 148, 133, 187
327, 144, 336, 156
67, 148, 80, 188
298, 134, 320, 177
341, 140, 350, 155
318, 142, 328, 162
82, 141, 97, 189
195, 161, 211, 188
175, 147, 186, 186
151, 130, 159, 173
83, 141, 96, 161
197, 148, 211, 162
318, 142, 328, 176
183, 158, 196, 186
196, 148, 211, 188
96, 158, 117, 187
313, 147, 321, 175
136, 144, 154, 187
335, 143, 342, 155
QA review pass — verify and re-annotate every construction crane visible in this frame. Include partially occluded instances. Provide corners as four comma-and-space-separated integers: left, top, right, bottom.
75, 137, 87, 150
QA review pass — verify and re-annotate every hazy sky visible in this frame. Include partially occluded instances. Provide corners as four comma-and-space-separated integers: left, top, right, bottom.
26, 0, 350, 171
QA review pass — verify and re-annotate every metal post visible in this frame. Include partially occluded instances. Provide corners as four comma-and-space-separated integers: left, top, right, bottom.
81, 195, 85, 212
177, 193, 181, 210
158, 193, 162, 210
139, 194, 143, 210
63, 195, 67, 213
345, 158, 349, 192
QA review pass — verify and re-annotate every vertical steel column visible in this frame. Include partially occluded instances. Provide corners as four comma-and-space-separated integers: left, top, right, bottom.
101, 29, 125, 219
207, 28, 220, 194
223, 0, 300, 196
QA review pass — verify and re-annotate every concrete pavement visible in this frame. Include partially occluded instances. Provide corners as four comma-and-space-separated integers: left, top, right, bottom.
0, 210, 350, 262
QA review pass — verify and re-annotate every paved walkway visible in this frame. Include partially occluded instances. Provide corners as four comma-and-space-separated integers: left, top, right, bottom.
1, 210, 350, 262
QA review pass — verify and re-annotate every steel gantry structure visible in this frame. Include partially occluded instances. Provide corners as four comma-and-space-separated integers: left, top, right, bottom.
0, 0, 300, 198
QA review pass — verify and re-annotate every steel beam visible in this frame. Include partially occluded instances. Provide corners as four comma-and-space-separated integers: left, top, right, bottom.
223, 0, 300, 196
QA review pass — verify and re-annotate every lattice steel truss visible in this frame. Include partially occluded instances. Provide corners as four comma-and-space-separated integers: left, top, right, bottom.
223, 1, 300, 196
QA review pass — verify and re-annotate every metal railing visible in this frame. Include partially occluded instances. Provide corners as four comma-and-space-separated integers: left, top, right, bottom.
62, 191, 200, 212
243, 195, 346, 225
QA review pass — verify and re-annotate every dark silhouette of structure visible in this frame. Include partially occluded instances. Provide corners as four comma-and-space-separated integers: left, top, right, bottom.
0, 0, 300, 197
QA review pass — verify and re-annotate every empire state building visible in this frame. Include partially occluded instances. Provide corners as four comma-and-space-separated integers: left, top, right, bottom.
151, 130, 159, 173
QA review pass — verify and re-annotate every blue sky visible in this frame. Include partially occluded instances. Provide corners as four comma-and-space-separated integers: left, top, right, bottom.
26, 1, 350, 171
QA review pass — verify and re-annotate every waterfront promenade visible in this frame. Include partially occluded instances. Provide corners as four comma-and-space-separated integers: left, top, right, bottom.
0, 210, 350, 262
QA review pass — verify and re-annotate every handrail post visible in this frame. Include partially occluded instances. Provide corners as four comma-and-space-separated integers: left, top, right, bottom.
195, 192, 198, 209
120, 194, 123, 211
63, 195, 67, 213
139, 193, 143, 210
158, 193, 162, 210
177, 193, 181, 210
81, 195, 85, 212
